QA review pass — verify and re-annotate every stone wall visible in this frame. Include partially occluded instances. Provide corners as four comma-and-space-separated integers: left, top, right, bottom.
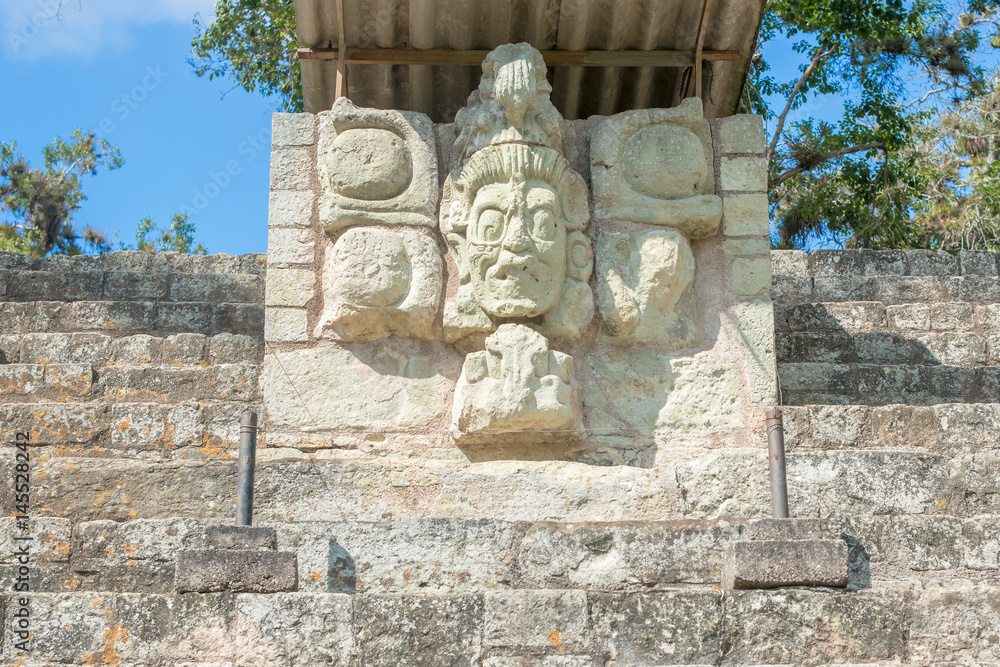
1, 247, 999, 664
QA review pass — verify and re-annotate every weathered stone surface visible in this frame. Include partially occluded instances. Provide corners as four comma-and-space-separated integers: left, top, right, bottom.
731, 256, 772, 295
174, 549, 298, 593
586, 351, 745, 435
961, 249, 999, 276
453, 324, 581, 442
71, 518, 204, 571
236, 593, 355, 665
270, 146, 313, 191
205, 525, 277, 550
589, 591, 723, 664
733, 299, 779, 403
272, 112, 316, 146
519, 520, 739, 588
162, 333, 208, 365
280, 519, 525, 594
315, 227, 442, 342
264, 306, 308, 342
20, 332, 110, 365
588, 99, 722, 237
318, 98, 438, 231
264, 342, 456, 430
718, 113, 765, 154
963, 517, 1000, 570
723, 539, 849, 589
264, 268, 315, 307
596, 229, 697, 346
355, 594, 483, 666
267, 226, 315, 265
720, 155, 768, 192
721, 590, 910, 665
485, 590, 588, 650
269, 189, 314, 228
908, 587, 1000, 664
0, 402, 108, 445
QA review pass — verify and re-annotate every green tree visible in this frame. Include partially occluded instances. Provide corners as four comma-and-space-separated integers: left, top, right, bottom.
124, 213, 208, 255
746, 0, 1000, 250
190, 0, 301, 111
0, 130, 122, 256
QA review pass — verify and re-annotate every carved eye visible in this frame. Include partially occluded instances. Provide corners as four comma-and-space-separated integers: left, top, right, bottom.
474, 208, 505, 244
532, 208, 556, 242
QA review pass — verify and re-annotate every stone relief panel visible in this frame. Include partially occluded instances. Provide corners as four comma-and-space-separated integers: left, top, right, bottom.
595, 228, 698, 347
318, 98, 439, 232
452, 324, 582, 443
587, 98, 722, 239
315, 227, 442, 342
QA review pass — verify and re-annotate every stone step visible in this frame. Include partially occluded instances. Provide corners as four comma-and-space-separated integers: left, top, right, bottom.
0, 331, 262, 366
778, 330, 996, 367
772, 248, 999, 278
11, 450, 1000, 524
777, 301, 998, 334
778, 362, 999, 405
0, 300, 263, 337
782, 403, 1000, 453
771, 273, 1000, 305
0, 250, 265, 275
5, 587, 1000, 665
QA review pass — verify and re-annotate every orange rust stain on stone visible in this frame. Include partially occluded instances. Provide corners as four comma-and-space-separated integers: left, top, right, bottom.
83, 623, 129, 666
547, 629, 564, 652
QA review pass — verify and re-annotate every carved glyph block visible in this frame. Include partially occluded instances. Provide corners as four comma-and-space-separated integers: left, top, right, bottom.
452, 324, 582, 442
318, 98, 439, 232
587, 98, 722, 238
315, 227, 441, 342
596, 229, 698, 347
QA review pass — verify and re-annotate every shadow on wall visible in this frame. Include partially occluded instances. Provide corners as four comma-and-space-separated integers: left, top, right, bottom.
328, 539, 357, 593
775, 302, 999, 406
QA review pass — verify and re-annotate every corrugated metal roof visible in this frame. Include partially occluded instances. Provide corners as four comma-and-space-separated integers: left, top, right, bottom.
294, 0, 765, 121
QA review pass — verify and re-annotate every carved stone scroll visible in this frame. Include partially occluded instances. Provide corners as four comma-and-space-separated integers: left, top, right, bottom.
318, 98, 439, 232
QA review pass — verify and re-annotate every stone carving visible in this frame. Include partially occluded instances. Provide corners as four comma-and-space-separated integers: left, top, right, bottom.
452, 324, 581, 442
596, 229, 698, 347
318, 98, 439, 232
441, 44, 593, 344
315, 227, 441, 342
587, 98, 722, 238
453, 42, 563, 164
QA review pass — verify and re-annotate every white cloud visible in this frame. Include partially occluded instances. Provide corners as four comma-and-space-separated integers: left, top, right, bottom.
3, 0, 217, 58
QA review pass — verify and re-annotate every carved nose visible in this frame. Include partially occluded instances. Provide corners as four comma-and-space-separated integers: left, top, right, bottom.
502, 214, 532, 253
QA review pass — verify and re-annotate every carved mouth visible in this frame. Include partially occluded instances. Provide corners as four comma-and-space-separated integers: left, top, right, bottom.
492, 255, 541, 282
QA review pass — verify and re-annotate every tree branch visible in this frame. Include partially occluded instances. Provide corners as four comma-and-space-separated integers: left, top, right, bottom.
772, 142, 887, 186
766, 44, 834, 166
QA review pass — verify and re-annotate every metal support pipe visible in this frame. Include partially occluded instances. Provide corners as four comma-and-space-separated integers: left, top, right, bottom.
236, 411, 258, 526
766, 407, 789, 519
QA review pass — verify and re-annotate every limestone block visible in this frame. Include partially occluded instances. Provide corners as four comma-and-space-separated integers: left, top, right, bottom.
721, 238, 769, 255
272, 112, 316, 146
269, 189, 314, 228
314, 227, 441, 342
355, 595, 483, 666
731, 255, 772, 296
722, 539, 850, 589
270, 147, 313, 190
452, 324, 582, 443
267, 226, 315, 265
733, 300, 779, 403
720, 156, 768, 192
264, 342, 456, 430
595, 229, 698, 347
236, 594, 355, 666
587, 98, 722, 237
174, 549, 298, 593
585, 351, 744, 435
318, 98, 438, 232
440, 142, 594, 342
717, 114, 765, 154
264, 307, 308, 342
264, 268, 315, 307
484, 590, 588, 650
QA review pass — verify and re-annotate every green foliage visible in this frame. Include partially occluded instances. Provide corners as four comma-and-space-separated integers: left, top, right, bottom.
0, 129, 122, 256
124, 213, 208, 255
190, 0, 301, 111
743, 0, 1000, 250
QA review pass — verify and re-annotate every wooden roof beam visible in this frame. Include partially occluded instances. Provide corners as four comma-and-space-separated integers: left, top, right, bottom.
297, 47, 741, 68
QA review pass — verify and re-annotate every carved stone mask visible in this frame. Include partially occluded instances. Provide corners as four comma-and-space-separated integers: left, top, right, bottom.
467, 173, 566, 317
441, 143, 589, 323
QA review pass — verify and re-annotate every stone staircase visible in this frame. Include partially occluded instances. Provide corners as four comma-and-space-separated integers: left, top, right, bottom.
4, 249, 1000, 665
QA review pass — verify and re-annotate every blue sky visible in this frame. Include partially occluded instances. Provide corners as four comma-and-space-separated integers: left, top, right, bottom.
0, 2, 845, 257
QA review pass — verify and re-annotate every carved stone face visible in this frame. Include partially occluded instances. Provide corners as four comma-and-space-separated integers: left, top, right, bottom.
466, 174, 567, 318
